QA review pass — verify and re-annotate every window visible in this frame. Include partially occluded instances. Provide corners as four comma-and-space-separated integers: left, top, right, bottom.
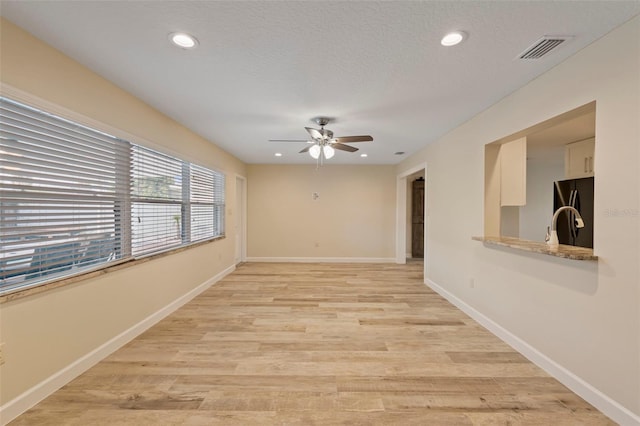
131, 145, 184, 256
0, 96, 225, 295
190, 163, 225, 242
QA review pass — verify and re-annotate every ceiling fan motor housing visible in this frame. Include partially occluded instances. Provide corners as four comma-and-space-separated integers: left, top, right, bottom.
313, 116, 332, 127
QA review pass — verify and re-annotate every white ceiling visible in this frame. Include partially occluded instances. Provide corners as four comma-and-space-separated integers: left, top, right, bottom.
527, 110, 595, 163
1, 1, 639, 165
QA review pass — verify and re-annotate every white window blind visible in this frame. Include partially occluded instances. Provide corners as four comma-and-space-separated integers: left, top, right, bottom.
131, 145, 184, 256
190, 163, 225, 241
0, 97, 128, 292
0, 96, 226, 295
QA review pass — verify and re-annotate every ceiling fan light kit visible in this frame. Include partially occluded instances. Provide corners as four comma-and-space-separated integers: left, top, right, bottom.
323, 145, 335, 159
309, 144, 321, 159
307, 141, 335, 161
269, 116, 373, 165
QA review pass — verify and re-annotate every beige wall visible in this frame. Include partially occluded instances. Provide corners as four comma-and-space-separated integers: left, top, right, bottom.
247, 164, 396, 259
0, 18, 246, 405
397, 16, 640, 418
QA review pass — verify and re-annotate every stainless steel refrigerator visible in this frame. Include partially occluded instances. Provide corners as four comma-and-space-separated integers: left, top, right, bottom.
553, 177, 594, 248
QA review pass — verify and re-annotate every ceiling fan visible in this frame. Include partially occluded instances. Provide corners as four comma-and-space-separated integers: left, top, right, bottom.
269, 117, 373, 161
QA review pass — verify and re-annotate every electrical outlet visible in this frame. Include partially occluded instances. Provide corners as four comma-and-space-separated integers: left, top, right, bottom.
469, 278, 475, 288
0, 342, 5, 366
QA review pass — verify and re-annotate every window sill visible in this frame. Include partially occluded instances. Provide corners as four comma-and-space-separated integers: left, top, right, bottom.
472, 236, 597, 261
0, 236, 225, 304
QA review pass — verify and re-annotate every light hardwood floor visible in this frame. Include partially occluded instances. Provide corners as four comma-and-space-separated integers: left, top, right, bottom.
11, 262, 613, 425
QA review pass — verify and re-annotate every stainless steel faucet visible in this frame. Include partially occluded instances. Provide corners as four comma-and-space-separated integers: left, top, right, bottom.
547, 206, 585, 246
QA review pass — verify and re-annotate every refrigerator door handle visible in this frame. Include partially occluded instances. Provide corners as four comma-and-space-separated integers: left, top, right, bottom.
569, 189, 578, 241
573, 189, 581, 240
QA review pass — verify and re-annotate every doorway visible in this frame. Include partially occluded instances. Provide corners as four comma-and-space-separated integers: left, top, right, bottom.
396, 163, 427, 280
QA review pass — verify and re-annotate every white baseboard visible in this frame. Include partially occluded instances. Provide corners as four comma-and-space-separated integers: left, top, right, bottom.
425, 278, 640, 426
246, 257, 395, 263
0, 263, 236, 426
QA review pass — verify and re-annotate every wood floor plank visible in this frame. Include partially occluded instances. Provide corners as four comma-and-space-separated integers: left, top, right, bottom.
10, 262, 615, 425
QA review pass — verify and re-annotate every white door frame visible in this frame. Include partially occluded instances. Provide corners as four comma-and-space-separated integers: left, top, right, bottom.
396, 163, 427, 265
235, 175, 247, 264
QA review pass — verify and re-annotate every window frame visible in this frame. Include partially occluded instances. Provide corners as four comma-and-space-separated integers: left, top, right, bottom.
0, 90, 226, 297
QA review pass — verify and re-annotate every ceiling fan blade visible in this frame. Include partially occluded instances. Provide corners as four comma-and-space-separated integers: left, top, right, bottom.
305, 127, 323, 140
268, 139, 309, 143
333, 135, 373, 143
332, 143, 359, 152
299, 145, 312, 153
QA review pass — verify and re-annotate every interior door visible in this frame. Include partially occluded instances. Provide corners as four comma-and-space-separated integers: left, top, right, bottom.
411, 179, 425, 258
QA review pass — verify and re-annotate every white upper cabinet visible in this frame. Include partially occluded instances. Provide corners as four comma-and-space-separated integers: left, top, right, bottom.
500, 137, 527, 206
565, 137, 595, 178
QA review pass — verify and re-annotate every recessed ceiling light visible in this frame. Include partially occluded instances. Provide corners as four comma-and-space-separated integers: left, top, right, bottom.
360, 153, 368, 158
441, 31, 467, 47
169, 32, 199, 49
274, 152, 282, 157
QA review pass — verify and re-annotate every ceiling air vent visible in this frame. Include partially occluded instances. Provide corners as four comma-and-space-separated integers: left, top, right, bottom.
518, 36, 572, 60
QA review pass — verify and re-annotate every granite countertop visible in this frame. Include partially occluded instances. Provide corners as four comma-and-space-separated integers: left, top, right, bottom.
472, 236, 597, 261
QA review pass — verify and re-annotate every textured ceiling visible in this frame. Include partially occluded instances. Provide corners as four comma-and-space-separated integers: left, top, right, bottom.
1, 1, 639, 164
